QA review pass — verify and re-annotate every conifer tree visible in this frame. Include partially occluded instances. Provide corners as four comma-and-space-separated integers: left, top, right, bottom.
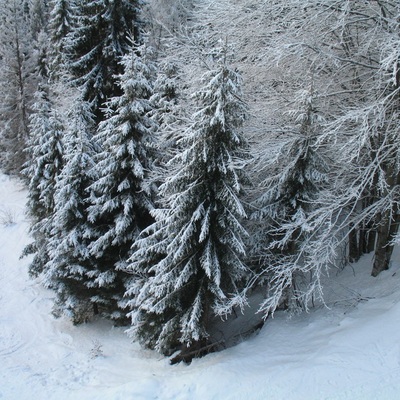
48, 0, 75, 80
23, 83, 64, 277
150, 61, 180, 129
28, 0, 49, 40
33, 29, 50, 81
149, 61, 181, 161
65, 0, 143, 123
86, 42, 157, 322
44, 99, 99, 324
127, 44, 249, 355
252, 87, 329, 313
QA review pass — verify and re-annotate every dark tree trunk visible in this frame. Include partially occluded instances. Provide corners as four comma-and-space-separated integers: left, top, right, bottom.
384, 209, 400, 266
366, 228, 377, 253
371, 207, 399, 277
358, 227, 367, 255
348, 225, 360, 263
361, 194, 377, 254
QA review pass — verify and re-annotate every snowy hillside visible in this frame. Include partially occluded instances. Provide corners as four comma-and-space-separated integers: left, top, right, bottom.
1, 171, 400, 399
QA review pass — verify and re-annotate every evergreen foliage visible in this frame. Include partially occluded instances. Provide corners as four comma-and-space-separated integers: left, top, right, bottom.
126, 44, 249, 354
48, 0, 75, 80
23, 84, 64, 277
149, 60, 181, 161
86, 42, 157, 322
252, 87, 329, 314
28, 0, 49, 40
43, 99, 99, 324
65, 0, 143, 123
34, 30, 50, 80
25, 85, 64, 221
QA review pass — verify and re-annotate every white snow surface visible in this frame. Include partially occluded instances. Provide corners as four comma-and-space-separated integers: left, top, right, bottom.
1, 172, 400, 400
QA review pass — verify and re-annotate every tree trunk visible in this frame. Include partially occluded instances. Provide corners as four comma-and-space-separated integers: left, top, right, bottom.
371, 210, 391, 277
361, 195, 377, 254
358, 227, 367, 255
384, 208, 400, 266
366, 228, 377, 253
348, 225, 360, 263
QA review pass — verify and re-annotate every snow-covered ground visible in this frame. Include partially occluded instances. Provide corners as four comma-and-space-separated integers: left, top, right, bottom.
1, 171, 400, 400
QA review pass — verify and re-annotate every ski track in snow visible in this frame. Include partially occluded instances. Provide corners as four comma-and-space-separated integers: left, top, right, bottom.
1, 171, 400, 400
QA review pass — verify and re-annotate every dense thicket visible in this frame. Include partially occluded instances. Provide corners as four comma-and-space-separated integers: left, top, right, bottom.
250, 0, 400, 313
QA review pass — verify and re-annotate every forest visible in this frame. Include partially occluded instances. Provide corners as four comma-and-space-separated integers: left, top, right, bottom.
0, 0, 399, 363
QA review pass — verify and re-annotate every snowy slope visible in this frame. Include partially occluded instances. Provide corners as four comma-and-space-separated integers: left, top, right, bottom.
1, 172, 400, 400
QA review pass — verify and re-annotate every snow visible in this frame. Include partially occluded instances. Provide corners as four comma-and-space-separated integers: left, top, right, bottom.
1, 171, 400, 399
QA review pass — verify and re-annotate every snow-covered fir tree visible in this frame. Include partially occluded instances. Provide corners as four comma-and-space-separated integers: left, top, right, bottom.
44, 99, 99, 324
251, 87, 329, 314
33, 29, 50, 81
86, 42, 157, 323
149, 60, 181, 161
22, 83, 64, 277
126, 43, 249, 355
28, 0, 49, 40
48, 0, 75, 81
65, 0, 143, 123
24, 84, 64, 222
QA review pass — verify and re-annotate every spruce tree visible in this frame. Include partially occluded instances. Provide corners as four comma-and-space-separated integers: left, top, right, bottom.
48, 0, 75, 80
253, 88, 328, 247
252, 87, 329, 313
65, 0, 142, 123
28, 0, 49, 40
150, 61, 180, 130
23, 83, 64, 277
127, 44, 249, 355
44, 99, 99, 324
149, 61, 181, 162
86, 42, 157, 322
